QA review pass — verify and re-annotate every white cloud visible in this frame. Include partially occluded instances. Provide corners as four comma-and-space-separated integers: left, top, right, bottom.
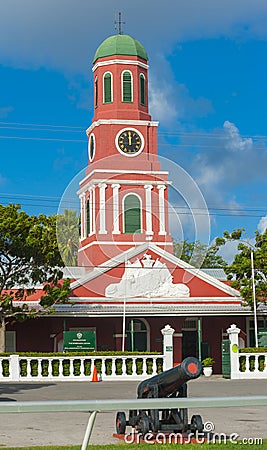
192, 121, 267, 205
258, 216, 267, 233
224, 121, 253, 152
1, 0, 267, 75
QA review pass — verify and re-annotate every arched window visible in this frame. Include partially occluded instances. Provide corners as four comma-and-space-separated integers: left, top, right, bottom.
86, 199, 90, 236
95, 76, 98, 108
103, 72, 112, 103
140, 74, 146, 106
123, 194, 141, 234
122, 71, 132, 102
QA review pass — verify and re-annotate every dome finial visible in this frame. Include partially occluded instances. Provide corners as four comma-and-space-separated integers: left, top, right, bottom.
114, 11, 125, 35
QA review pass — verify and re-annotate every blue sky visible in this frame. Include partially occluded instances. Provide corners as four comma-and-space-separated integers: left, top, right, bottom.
1, 0, 267, 261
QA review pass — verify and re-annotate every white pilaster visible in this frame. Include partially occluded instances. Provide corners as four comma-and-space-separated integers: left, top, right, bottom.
144, 184, 153, 237
227, 324, 240, 379
92, 185, 96, 234
79, 193, 86, 240
161, 324, 175, 370
98, 183, 107, 234
89, 187, 93, 235
111, 183, 121, 234
157, 184, 166, 235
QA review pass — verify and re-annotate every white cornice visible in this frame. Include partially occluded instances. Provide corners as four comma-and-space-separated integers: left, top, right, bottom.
86, 119, 159, 136
77, 240, 173, 253
69, 296, 241, 304
79, 169, 169, 188
92, 59, 149, 72
78, 179, 171, 195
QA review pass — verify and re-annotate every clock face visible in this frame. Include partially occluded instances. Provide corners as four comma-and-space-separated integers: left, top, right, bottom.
116, 129, 144, 156
88, 134, 95, 162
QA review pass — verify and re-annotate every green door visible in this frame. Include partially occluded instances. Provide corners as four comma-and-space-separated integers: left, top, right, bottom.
222, 339, 230, 378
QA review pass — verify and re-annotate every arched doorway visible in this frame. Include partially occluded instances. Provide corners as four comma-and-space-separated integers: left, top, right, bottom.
126, 319, 148, 351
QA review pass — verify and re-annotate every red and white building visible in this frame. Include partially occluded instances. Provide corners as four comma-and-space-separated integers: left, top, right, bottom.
7, 33, 261, 372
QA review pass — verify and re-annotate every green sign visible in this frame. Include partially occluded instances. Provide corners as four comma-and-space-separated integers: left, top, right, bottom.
258, 330, 267, 347
63, 331, 96, 351
166, 346, 173, 352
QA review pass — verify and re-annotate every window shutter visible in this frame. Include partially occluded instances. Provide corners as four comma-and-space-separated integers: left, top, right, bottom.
123, 71, 132, 102
95, 77, 98, 108
140, 74, 146, 106
104, 73, 112, 103
124, 195, 141, 233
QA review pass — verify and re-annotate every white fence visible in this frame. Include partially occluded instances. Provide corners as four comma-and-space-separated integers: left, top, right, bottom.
228, 324, 267, 379
0, 354, 164, 382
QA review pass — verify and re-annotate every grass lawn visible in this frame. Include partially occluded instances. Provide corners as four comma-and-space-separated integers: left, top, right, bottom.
1, 442, 267, 450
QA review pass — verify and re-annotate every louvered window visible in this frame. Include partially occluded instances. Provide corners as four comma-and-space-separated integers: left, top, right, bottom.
122, 71, 132, 102
95, 76, 98, 108
103, 72, 112, 103
124, 194, 141, 234
140, 74, 146, 106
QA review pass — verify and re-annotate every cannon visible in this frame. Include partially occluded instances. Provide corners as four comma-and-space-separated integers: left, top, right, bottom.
115, 357, 203, 437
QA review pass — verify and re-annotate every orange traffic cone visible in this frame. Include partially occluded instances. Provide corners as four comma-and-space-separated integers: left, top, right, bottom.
91, 365, 99, 382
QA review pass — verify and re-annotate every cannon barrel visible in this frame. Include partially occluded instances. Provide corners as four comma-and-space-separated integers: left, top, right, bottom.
137, 357, 202, 399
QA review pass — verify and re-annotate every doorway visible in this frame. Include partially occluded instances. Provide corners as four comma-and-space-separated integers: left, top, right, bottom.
182, 319, 198, 359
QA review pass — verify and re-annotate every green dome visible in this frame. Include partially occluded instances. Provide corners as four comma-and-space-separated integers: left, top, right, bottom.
93, 34, 148, 63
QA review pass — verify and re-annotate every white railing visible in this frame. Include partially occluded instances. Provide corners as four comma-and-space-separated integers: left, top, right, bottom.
227, 324, 267, 379
0, 354, 164, 382
237, 352, 267, 379
0, 396, 267, 449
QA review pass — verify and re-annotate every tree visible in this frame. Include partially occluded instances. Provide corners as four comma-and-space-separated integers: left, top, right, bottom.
0, 204, 70, 351
56, 209, 80, 266
173, 239, 227, 268
216, 228, 267, 308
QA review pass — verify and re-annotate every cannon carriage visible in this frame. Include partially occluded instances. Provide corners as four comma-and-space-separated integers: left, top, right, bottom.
115, 357, 204, 437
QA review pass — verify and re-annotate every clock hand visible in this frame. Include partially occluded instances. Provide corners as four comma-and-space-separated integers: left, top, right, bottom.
128, 131, 132, 146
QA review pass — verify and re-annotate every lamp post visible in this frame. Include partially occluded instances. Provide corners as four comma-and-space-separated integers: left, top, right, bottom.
250, 249, 258, 347
238, 239, 258, 348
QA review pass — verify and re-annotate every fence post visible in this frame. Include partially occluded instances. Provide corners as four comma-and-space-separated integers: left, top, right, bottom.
227, 324, 240, 379
161, 324, 175, 370
10, 354, 20, 381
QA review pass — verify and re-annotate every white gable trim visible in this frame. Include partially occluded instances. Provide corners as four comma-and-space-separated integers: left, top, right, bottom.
147, 243, 240, 297
71, 242, 240, 298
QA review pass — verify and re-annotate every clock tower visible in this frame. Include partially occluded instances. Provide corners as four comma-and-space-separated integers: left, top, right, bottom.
78, 33, 173, 268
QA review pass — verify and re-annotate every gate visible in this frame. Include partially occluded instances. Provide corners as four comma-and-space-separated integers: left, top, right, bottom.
222, 339, 230, 379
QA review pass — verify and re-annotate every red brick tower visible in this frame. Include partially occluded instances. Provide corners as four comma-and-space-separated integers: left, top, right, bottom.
78, 34, 173, 268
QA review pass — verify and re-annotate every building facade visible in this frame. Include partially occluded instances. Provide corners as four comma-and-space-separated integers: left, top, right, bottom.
6, 33, 263, 372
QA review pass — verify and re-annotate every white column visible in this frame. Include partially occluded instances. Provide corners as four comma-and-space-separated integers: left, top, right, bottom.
144, 184, 153, 236
161, 324, 175, 370
89, 187, 93, 235
98, 183, 107, 234
92, 185, 96, 234
157, 184, 166, 235
227, 324, 240, 380
111, 183, 121, 234
79, 193, 86, 239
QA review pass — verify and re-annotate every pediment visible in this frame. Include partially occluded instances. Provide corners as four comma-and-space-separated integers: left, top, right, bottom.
70, 243, 240, 301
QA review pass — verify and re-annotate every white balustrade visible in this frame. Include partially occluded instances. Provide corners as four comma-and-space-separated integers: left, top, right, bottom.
0, 354, 164, 382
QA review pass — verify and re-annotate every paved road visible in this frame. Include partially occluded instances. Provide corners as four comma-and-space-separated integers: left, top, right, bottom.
0, 376, 267, 447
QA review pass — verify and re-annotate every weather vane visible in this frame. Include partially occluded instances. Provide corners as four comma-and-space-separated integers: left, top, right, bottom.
114, 11, 125, 35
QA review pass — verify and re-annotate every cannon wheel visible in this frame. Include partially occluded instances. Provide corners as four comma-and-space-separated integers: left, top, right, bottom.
116, 411, 126, 435
138, 413, 150, 436
191, 414, 203, 433
129, 409, 138, 427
